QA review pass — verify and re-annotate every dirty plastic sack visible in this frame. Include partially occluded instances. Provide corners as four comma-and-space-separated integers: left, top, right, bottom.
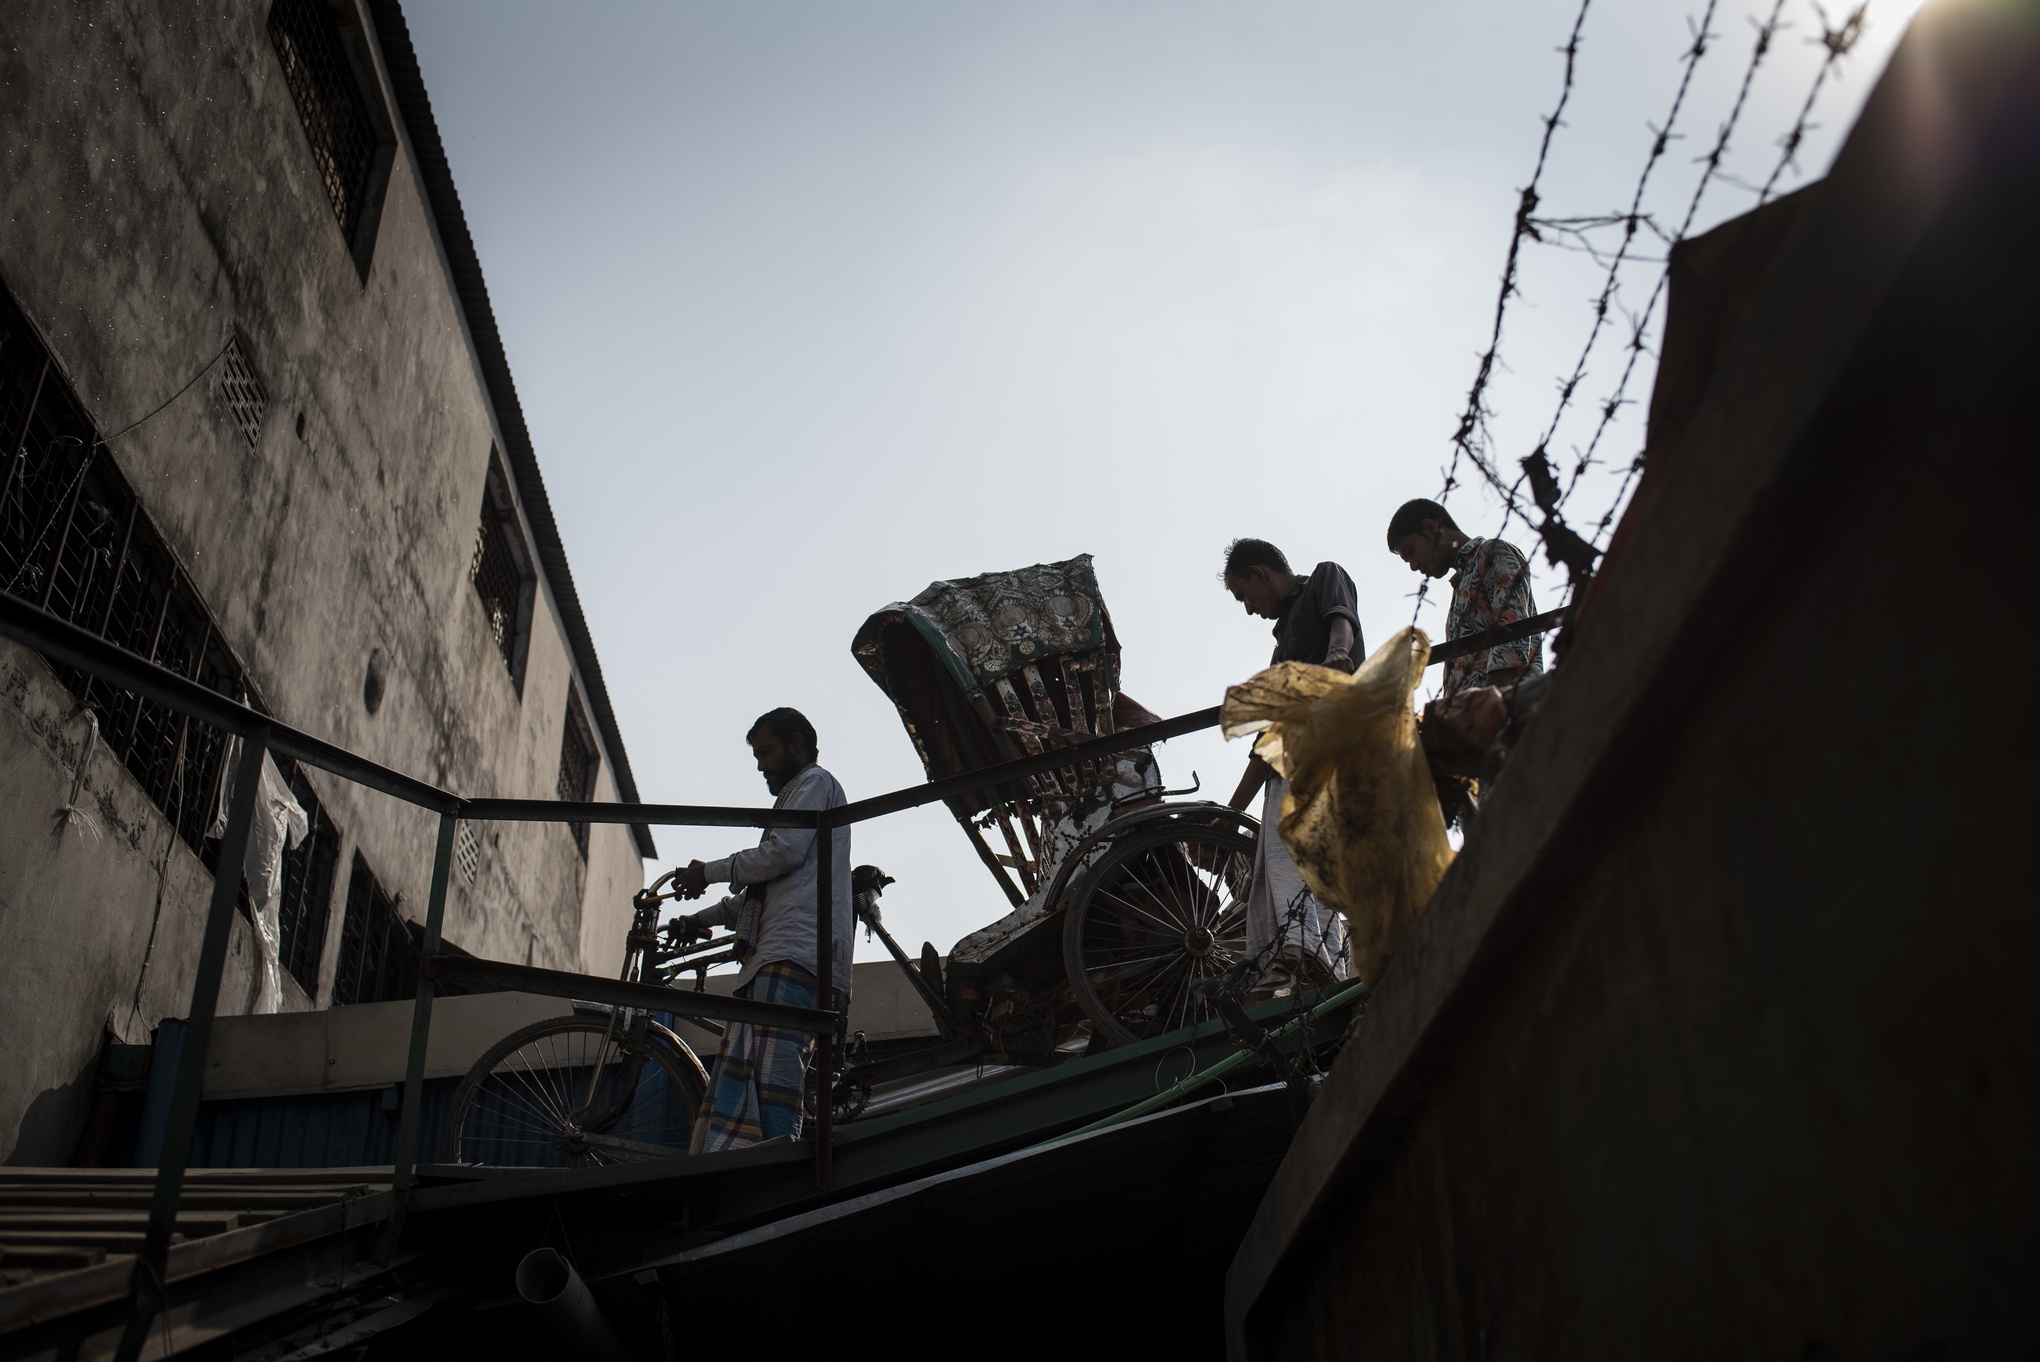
1221, 627, 1453, 986
210, 739, 309, 1014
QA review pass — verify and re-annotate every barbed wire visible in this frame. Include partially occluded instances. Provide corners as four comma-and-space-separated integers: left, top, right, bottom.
1758, 2, 1869, 202
1581, 1, 1869, 557
1573, 0, 1794, 550
1414, 0, 1592, 625
1493, 0, 1728, 596
1522, 2, 1721, 480
1417, 0, 1876, 632
1563, 0, 1790, 514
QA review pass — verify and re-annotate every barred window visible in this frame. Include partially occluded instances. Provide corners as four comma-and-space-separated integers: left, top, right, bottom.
211, 332, 268, 450
276, 763, 342, 998
0, 284, 260, 866
268, 0, 381, 243
454, 820, 482, 887
331, 851, 415, 1006
469, 454, 534, 688
557, 684, 599, 858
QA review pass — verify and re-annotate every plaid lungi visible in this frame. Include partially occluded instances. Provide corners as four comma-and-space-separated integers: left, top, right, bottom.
689, 960, 818, 1153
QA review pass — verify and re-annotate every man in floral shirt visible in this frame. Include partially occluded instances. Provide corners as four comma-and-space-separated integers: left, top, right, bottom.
1386, 498, 1543, 697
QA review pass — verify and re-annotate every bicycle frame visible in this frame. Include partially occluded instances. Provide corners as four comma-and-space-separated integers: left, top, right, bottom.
570, 878, 701, 1135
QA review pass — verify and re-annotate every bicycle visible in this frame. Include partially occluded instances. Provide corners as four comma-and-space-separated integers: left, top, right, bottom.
440, 871, 725, 1167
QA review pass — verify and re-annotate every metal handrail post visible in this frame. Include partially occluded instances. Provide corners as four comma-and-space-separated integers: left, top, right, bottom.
372, 806, 457, 1262
113, 723, 269, 1362
813, 805, 834, 1189
392, 810, 459, 1188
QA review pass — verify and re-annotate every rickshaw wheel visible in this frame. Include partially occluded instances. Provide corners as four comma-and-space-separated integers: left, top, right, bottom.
1060, 821, 1256, 1047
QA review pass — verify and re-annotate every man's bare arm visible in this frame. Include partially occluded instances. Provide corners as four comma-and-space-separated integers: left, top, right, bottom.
1229, 752, 1274, 810
1325, 617, 1357, 673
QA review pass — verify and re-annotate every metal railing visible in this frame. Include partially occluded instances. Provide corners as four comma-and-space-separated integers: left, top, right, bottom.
0, 589, 1225, 1357
1423, 605, 1572, 666
0, 585, 1567, 1357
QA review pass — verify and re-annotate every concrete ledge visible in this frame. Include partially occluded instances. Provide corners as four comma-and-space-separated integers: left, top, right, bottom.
1222, 2, 2040, 1354
204, 992, 572, 1098
203, 959, 943, 1098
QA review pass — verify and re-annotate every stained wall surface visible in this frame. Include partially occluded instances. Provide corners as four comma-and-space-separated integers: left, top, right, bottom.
0, 1, 647, 1164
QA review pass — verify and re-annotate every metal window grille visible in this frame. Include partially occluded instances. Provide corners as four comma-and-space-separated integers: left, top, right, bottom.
470, 516, 519, 657
0, 286, 260, 865
211, 333, 268, 450
454, 820, 481, 887
331, 850, 416, 1006
556, 686, 599, 857
276, 762, 342, 998
268, 0, 379, 240
469, 460, 532, 682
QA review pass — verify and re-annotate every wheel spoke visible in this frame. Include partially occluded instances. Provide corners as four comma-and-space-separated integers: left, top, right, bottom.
474, 1097, 567, 1157
466, 1107, 561, 1147
1136, 858, 1205, 928
499, 1054, 570, 1131
1080, 936, 1183, 964
580, 1014, 621, 1112
491, 1072, 574, 1130
1115, 952, 1193, 1024
1095, 882, 1188, 936
453, 1020, 701, 1167
1117, 856, 1191, 921
1142, 857, 1202, 929
1082, 948, 1183, 976
1068, 825, 1261, 1044
1112, 946, 1190, 1002
536, 1034, 573, 1121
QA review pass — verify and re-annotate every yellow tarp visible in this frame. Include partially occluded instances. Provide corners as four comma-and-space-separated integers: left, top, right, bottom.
1221, 626, 1453, 984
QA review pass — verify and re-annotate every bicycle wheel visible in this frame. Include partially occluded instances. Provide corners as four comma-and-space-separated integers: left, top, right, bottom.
1061, 821, 1255, 1046
441, 1013, 708, 1167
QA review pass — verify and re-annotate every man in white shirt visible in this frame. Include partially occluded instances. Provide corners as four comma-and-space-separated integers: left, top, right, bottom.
671, 707, 852, 1151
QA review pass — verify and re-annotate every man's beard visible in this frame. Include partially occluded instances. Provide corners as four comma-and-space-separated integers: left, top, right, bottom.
763, 765, 795, 795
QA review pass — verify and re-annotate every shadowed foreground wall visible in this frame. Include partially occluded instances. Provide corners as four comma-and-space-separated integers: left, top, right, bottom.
1227, 2, 2039, 1355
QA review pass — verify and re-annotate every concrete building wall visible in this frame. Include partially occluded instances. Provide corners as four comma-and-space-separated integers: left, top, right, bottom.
0, 1, 649, 1163
1226, 3, 2040, 1355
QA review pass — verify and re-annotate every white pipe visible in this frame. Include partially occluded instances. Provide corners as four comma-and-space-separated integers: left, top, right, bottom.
514, 1248, 634, 1362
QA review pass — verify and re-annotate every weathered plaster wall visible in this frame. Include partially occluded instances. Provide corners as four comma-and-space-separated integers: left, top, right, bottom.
0, 1, 644, 1162
0, 641, 285, 1164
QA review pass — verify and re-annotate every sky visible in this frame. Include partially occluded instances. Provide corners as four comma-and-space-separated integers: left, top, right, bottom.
404, 0, 1924, 964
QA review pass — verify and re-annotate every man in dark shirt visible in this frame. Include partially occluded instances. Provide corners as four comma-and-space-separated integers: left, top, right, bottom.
1223, 538, 1363, 799
1220, 538, 1360, 989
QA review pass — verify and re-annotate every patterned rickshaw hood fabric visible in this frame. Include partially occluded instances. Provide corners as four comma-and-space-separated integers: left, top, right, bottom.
882, 554, 1117, 694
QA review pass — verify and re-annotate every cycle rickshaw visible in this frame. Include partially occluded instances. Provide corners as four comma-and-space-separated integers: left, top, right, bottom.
441, 555, 1270, 1165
